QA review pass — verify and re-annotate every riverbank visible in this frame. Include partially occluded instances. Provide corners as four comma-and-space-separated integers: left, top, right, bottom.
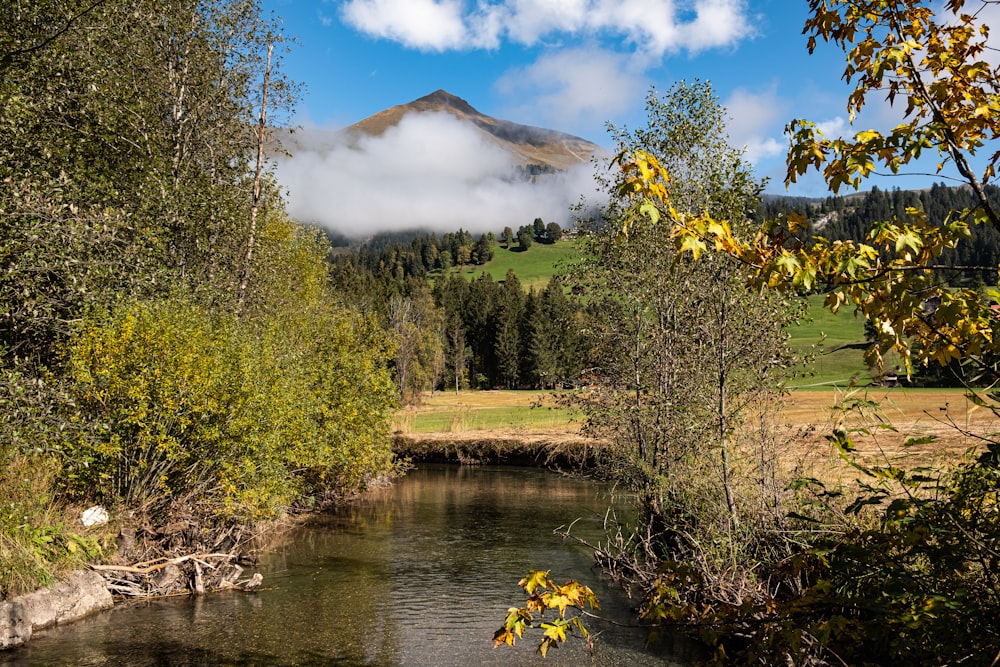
0, 466, 684, 666
0, 514, 278, 650
0, 570, 112, 650
6, 386, 993, 653
392, 430, 595, 468
394, 388, 1000, 479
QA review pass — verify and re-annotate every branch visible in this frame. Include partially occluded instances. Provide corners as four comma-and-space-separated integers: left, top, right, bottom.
89, 552, 235, 575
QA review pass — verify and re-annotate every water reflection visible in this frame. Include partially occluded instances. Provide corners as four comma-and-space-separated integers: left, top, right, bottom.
1, 465, 693, 666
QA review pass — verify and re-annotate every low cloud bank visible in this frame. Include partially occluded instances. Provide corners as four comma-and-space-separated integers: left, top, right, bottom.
274, 112, 601, 238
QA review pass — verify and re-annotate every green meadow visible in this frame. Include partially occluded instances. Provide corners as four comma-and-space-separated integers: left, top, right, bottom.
449, 239, 581, 290
786, 295, 876, 388
395, 391, 577, 434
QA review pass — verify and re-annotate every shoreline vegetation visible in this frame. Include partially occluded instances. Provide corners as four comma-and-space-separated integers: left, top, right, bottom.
2, 386, 992, 651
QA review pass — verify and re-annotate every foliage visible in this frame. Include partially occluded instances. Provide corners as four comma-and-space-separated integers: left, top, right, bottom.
1, 0, 400, 591
617, 2, 1000, 380
0, 443, 103, 598
59, 283, 396, 522
389, 286, 445, 405
493, 570, 599, 658
762, 183, 1000, 288
517, 227, 533, 251
609, 1, 1000, 663
567, 82, 796, 595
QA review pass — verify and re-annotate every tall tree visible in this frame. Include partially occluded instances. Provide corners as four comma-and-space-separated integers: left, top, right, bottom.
573, 81, 793, 568
612, 3, 1000, 663
494, 270, 525, 389
530, 277, 579, 389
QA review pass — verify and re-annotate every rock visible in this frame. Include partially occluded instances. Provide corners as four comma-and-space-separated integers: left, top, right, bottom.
152, 563, 184, 593
241, 573, 263, 591
0, 569, 113, 650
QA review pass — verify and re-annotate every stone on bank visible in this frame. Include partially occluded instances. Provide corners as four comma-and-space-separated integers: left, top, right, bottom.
0, 570, 113, 650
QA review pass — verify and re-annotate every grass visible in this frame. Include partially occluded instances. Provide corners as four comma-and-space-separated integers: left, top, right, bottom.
394, 390, 578, 434
449, 239, 580, 291
395, 387, 1000, 473
0, 452, 104, 598
786, 294, 873, 387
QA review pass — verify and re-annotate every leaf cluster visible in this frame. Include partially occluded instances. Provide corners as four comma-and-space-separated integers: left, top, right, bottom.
590, 3, 1000, 663
492, 570, 599, 658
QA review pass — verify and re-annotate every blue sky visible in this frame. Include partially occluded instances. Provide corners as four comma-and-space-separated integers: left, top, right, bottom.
260, 0, 995, 235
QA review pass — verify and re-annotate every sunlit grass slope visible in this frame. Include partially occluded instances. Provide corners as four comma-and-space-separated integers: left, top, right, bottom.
451, 239, 580, 290
395, 390, 577, 434
786, 295, 873, 387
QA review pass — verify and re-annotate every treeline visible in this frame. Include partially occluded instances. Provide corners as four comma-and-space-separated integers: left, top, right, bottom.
352, 229, 495, 280
332, 260, 584, 400
757, 183, 1000, 285
433, 271, 583, 391
1, 0, 396, 595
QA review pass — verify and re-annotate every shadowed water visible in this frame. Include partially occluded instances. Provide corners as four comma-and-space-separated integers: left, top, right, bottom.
1, 465, 696, 666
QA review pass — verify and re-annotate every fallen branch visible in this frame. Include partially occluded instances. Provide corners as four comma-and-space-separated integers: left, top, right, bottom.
89, 552, 235, 575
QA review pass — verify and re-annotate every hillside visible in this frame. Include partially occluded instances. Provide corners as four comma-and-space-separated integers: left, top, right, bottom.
450, 240, 580, 290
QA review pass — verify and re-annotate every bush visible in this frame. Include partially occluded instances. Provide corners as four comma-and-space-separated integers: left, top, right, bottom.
59, 297, 397, 522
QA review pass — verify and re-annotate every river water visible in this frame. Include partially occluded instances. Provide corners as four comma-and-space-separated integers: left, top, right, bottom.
1, 465, 696, 666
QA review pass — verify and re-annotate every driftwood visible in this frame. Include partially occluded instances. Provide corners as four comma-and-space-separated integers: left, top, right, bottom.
89, 552, 262, 597
89, 552, 235, 575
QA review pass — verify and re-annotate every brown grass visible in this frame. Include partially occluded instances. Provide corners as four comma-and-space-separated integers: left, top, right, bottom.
398, 388, 1000, 479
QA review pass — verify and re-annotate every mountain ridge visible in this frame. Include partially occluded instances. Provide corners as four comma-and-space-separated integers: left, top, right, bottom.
281, 90, 602, 173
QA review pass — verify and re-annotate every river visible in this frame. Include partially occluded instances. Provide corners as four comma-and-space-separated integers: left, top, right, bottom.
1, 465, 697, 666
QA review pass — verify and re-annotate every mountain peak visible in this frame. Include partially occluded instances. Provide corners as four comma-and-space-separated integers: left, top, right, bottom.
413, 89, 477, 115
334, 90, 602, 172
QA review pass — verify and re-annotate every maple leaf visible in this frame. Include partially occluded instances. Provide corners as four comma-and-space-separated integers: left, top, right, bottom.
519, 570, 551, 594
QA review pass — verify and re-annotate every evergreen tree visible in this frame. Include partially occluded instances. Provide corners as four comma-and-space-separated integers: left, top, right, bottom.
533, 217, 546, 240
493, 270, 525, 388
516, 227, 533, 251
545, 222, 563, 243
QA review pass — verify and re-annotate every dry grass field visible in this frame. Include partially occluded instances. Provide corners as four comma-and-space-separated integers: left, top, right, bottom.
395, 388, 1000, 478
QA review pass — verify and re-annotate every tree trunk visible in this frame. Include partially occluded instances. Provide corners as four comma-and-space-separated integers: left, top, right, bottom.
236, 39, 272, 314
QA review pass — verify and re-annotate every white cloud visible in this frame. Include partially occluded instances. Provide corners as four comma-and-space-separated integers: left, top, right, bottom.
338, 0, 753, 56
495, 47, 645, 133
816, 116, 847, 139
339, 0, 473, 51
724, 85, 787, 163
274, 112, 599, 236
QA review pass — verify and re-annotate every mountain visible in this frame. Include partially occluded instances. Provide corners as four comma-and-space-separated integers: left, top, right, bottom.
279, 90, 602, 173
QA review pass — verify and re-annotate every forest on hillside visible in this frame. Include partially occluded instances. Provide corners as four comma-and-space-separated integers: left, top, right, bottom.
758, 183, 1000, 285
333, 180, 999, 402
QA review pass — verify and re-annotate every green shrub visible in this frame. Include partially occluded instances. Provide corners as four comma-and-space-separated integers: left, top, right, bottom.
59, 295, 397, 522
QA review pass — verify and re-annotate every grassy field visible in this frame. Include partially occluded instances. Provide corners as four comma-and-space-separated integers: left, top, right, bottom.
785, 294, 882, 387
449, 239, 580, 291
395, 387, 1000, 474
394, 390, 578, 434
